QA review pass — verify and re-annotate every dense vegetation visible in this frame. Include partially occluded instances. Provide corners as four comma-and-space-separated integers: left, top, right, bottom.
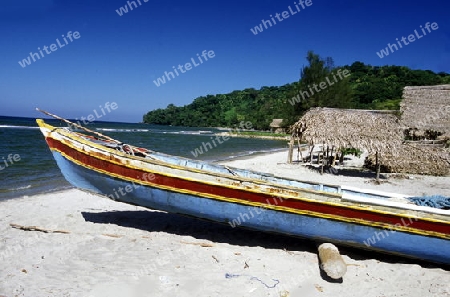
143, 51, 450, 130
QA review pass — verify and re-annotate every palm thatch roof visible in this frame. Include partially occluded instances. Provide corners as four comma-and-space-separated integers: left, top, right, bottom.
291, 107, 449, 176
291, 107, 403, 155
365, 144, 450, 176
269, 119, 284, 128
400, 85, 450, 137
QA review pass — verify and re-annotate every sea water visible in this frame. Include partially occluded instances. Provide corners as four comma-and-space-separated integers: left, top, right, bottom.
0, 116, 286, 200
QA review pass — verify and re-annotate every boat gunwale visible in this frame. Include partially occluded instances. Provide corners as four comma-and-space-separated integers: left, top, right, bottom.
36, 119, 344, 197
36, 119, 450, 224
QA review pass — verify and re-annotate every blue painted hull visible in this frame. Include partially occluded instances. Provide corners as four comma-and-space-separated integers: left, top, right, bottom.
52, 151, 450, 264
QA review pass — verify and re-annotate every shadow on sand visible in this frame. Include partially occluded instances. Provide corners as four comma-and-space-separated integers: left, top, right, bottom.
304, 164, 389, 180
81, 210, 448, 272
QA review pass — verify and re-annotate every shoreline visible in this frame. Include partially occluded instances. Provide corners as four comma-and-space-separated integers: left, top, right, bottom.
1, 150, 449, 296
214, 131, 290, 141
212, 147, 288, 164
0, 184, 74, 203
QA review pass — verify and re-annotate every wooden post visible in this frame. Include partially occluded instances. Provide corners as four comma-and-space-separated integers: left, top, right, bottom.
331, 146, 337, 166
297, 145, 302, 163
309, 145, 315, 165
376, 151, 380, 182
297, 135, 303, 162
320, 144, 325, 174
287, 138, 294, 164
318, 243, 347, 279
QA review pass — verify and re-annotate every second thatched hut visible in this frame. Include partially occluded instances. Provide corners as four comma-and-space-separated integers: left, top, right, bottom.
291, 107, 403, 154
289, 107, 404, 179
290, 105, 450, 176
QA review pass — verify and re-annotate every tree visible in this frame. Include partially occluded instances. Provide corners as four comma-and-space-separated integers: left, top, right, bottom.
284, 51, 354, 125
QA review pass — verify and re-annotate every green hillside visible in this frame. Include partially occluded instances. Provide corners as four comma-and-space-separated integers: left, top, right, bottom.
143, 51, 450, 130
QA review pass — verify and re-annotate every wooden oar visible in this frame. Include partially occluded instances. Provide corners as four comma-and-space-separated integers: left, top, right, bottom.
36, 108, 156, 158
36, 108, 122, 144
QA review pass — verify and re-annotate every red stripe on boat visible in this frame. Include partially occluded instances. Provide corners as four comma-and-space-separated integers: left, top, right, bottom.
46, 137, 450, 236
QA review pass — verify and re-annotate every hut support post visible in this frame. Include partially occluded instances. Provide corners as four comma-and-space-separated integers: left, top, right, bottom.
320, 143, 325, 175
375, 151, 381, 182
309, 145, 315, 165
331, 146, 337, 166
288, 138, 294, 164
297, 136, 303, 162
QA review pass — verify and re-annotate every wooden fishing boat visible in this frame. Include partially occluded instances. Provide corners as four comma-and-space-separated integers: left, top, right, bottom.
36, 111, 450, 265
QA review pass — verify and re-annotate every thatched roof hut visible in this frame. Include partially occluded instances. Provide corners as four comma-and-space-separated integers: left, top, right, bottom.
291, 107, 403, 155
290, 107, 450, 176
401, 85, 450, 137
365, 144, 450, 176
269, 119, 285, 133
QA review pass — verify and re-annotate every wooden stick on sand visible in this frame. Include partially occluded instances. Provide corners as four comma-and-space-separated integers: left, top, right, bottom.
10, 223, 70, 234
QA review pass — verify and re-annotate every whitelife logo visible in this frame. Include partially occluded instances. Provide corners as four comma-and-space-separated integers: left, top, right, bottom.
153, 50, 215, 87
288, 69, 350, 105
376, 22, 439, 58
0, 154, 21, 171
115, 0, 149, 16
18, 31, 81, 68
250, 0, 313, 35
190, 121, 253, 158
67, 102, 119, 129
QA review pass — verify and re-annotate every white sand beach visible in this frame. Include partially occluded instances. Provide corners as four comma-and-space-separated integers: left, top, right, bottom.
0, 151, 449, 297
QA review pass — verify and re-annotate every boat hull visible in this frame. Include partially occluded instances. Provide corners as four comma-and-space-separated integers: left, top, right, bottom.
51, 149, 450, 264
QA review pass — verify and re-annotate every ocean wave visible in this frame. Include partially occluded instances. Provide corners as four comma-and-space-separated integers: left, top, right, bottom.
160, 130, 213, 135
96, 128, 150, 132
10, 185, 32, 191
212, 147, 286, 162
0, 125, 39, 129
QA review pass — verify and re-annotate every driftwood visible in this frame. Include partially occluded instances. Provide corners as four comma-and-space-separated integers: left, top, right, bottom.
102, 233, 123, 238
318, 243, 347, 279
181, 241, 214, 247
211, 255, 220, 263
10, 223, 70, 234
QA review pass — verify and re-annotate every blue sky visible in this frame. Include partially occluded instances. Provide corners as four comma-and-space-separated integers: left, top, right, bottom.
1, 0, 449, 122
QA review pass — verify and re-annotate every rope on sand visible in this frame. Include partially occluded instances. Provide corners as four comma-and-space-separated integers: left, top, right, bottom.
225, 273, 280, 288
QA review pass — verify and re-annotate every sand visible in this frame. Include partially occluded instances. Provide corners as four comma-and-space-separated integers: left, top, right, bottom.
222, 150, 450, 197
0, 151, 449, 297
